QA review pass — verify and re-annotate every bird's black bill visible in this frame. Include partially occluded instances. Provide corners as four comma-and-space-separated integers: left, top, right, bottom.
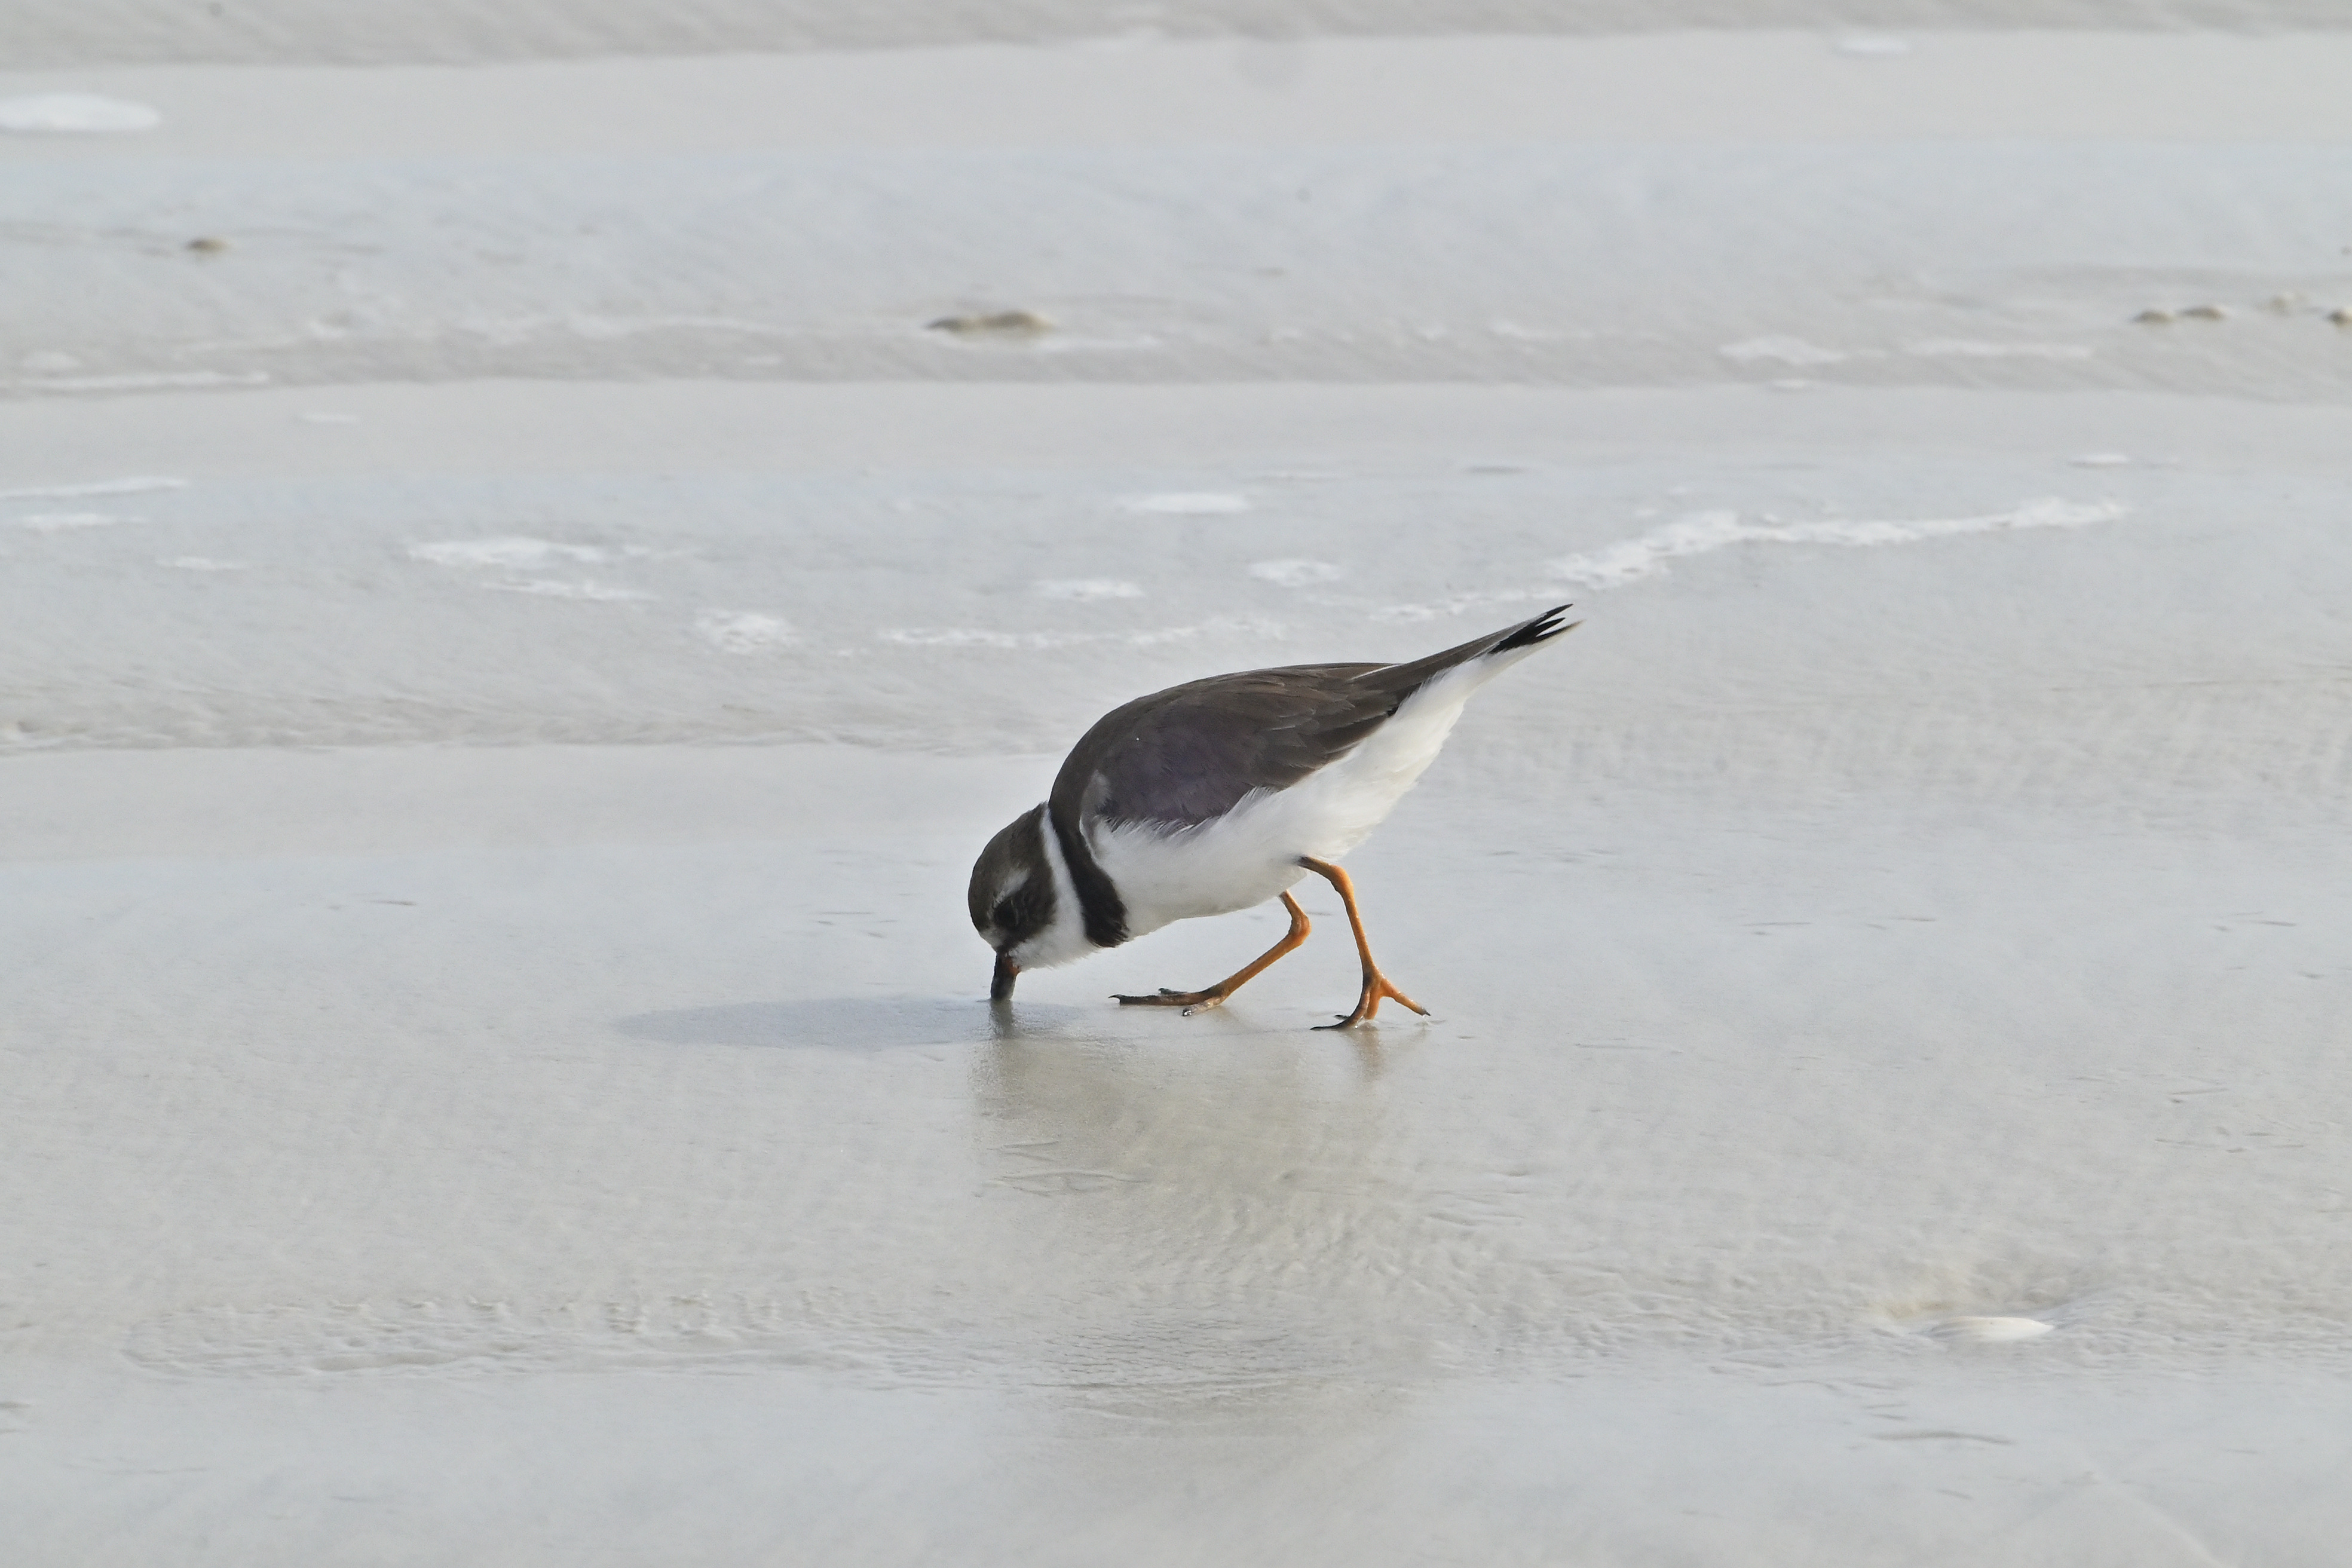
990, 952, 1021, 1002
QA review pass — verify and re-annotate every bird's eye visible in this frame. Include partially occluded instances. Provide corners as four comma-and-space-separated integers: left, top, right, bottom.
991, 897, 1017, 930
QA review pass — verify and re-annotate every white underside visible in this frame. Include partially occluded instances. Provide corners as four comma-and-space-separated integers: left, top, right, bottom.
1092, 650, 1533, 943
1012, 802, 1097, 970
1009, 642, 1544, 970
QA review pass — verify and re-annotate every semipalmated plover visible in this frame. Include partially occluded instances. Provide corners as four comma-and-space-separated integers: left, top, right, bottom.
970, 604, 1576, 1027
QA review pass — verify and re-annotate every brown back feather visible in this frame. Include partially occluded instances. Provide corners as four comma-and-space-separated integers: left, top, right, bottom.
1048, 605, 1573, 832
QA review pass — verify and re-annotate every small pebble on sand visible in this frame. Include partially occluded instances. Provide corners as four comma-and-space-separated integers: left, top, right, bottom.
927, 310, 1051, 339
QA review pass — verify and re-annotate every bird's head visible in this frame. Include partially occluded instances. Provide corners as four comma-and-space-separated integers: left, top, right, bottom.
969, 804, 1058, 1000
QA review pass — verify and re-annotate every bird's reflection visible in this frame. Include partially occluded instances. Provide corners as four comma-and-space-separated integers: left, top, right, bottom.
618, 987, 1466, 1450
618, 994, 1082, 1051
966, 1012, 1432, 1435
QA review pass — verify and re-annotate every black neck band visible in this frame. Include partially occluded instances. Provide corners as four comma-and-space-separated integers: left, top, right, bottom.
1049, 805, 1128, 950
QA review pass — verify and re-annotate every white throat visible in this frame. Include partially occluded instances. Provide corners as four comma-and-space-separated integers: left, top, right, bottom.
1010, 804, 1099, 970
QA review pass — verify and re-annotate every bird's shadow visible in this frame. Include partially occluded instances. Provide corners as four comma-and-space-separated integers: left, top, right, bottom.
614, 995, 1086, 1052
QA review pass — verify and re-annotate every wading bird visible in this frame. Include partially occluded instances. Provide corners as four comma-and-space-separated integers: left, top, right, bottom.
970, 605, 1576, 1028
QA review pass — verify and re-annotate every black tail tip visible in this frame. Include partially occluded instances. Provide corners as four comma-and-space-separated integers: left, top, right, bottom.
1494, 603, 1579, 653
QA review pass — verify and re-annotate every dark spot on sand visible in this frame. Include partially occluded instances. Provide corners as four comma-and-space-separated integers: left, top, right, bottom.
927, 310, 1051, 339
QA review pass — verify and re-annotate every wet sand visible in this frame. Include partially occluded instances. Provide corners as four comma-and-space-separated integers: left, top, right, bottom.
5, 17, 2351, 1565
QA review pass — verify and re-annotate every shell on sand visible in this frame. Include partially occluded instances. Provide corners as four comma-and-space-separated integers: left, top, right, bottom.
1925, 1315, 2056, 1344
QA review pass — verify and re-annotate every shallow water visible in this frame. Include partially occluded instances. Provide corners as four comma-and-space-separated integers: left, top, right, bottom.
5, 741, 2347, 1561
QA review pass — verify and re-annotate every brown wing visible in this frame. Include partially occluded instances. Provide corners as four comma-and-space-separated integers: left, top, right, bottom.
1051, 662, 1389, 831
1049, 605, 1574, 831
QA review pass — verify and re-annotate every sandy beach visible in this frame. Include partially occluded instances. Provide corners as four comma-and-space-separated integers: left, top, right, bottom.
5, 7, 2350, 1563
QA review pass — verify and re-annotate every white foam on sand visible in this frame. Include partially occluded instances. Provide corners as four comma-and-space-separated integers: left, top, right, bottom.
1369, 494, 2130, 621
878, 615, 1282, 651
695, 610, 795, 652
1720, 336, 1849, 366
486, 578, 654, 601
0, 93, 158, 134
1907, 339, 2096, 360
1120, 491, 1252, 514
409, 537, 641, 568
1033, 578, 1144, 601
1249, 559, 1346, 587
877, 626, 1092, 650
38, 371, 271, 392
13, 512, 131, 532
2, 476, 185, 500
1548, 497, 2127, 590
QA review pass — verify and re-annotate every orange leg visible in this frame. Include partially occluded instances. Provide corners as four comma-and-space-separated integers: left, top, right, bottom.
1116, 892, 1311, 1015
1297, 856, 1429, 1030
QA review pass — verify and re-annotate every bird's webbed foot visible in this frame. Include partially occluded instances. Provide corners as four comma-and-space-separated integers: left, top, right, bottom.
1113, 986, 1230, 1016
1313, 970, 1429, 1030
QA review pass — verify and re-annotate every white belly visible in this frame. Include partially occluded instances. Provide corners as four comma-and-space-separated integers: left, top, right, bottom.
1092, 660, 1488, 939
